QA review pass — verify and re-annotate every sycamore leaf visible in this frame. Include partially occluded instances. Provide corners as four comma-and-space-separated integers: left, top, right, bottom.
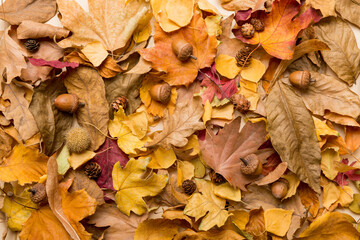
2, 82, 39, 142
184, 179, 229, 231
19, 206, 72, 240
94, 138, 129, 190
266, 82, 321, 193
60, 179, 98, 240
215, 54, 241, 79
57, 0, 150, 51
88, 204, 147, 240
0, 145, 47, 185
199, 118, 267, 190
134, 219, 179, 240
296, 212, 360, 239
64, 67, 109, 151
314, 17, 360, 86
140, 12, 217, 86
240, 59, 266, 83
0, 0, 56, 25
264, 209, 293, 237
1, 189, 38, 231
233, 0, 321, 59
146, 97, 205, 149
112, 158, 168, 216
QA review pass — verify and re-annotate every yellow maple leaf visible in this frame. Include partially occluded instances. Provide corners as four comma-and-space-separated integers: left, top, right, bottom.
59, 179, 98, 240
109, 107, 150, 155
184, 179, 229, 231
112, 158, 168, 216
0, 145, 48, 185
146, 147, 177, 169
264, 208, 293, 237
19, 206, 72, 240
1, 188, 38, 231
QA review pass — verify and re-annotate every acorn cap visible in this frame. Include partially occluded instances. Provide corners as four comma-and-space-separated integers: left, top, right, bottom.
240, 154, 262, 175
65, 127, 91, 153
271, 179, 289, 199
149, 82, 172, 104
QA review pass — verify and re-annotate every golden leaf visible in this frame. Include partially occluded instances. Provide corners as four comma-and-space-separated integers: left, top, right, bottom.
264, 208, 293, 237
134, 219, 179, 240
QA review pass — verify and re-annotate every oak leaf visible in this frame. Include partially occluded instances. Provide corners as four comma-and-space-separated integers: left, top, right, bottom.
184, 179, 229, 231
64, 67, 109, 151
233, 0, 321, 59
296, 212, 360, 239
146, 97, 205, 149
88, 204, 147, 240
19, 206, 72, 240
314, 17, 360, 85
0, 145, 47, 185
112, 158, 168, 216
265, 82, 321, 193
0, 0, 56, 25
199, 117, 267, 190
57, 0, 150, 51
140, 12, 217, 86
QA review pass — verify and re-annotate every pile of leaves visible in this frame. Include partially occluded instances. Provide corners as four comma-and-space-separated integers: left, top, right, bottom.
1, 0, 360, 239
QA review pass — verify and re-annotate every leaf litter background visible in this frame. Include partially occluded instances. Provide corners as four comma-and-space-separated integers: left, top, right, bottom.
2, 0, 360, 239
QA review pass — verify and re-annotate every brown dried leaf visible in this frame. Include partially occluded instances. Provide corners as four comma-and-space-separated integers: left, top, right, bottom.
314, 17, 360, 86
245, 207, 266, 239
145, 97, 205, 149
199, 118, 267, 190
266, 82, 321, 193
306, 0, 336, 17
219, 0, 266, 11
88, 204, 147, 240
29, 78, 73, 155
17, 20, 70, 40
241, 185, 279, 210
335, 0, 360, 28
0, 0, 56, 25
0, 129, 13, 159
64, 67, 109, 151
2, 82, 39, 141
254, 162, 288, 186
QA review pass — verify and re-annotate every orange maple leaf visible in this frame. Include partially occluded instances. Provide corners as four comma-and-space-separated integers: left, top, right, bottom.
233, 0, 321, 60
140, 12, 217, 86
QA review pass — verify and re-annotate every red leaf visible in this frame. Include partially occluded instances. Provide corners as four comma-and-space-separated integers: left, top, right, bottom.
94, 138, 129, 190
335, 158, 360, 186
28, 58, 79, 69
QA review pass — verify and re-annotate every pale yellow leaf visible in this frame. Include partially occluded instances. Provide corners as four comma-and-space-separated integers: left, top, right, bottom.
147, 147, 177, 169
215, 54, 240, 79
321, 147, 340, 180
211, 103, 234, 120
241, 59, 266, 83
81, 42, 108, 67
166, 0, 194, 27
68, 151, 96, 170
264, 208, 293, 237
213, 182, 241, 201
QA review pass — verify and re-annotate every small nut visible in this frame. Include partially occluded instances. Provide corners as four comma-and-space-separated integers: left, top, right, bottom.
54, 93, 84, 114
271, 179, 289, 199
171, 39, 197, 61
149, 82, 172, 104
289, 71, 312, 90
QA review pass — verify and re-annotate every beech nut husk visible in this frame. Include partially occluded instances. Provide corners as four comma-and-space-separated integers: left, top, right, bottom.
54, 93, 84, 114
271, 179, 289, 199
171, 39, 197, 61
289, 70, 313, 90
239, 154, 262, 175
149, 83, 172, 104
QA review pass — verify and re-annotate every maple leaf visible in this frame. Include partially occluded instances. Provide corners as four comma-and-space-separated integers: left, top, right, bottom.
57, 0, 150, 52
112, 158, 168, 216
199, 118, 267, 190
140, 12, 217, 86
184, 179, 229, 231
233, 0, 321, 59
88, 204, 147, 240
94, 138, 129, 190
145, 97, 205, 149
19, 206, 72, 240
0, 145, 47, 185
198, 64, 238, 104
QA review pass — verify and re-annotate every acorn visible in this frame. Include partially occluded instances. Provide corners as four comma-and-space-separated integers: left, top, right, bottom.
65, 127, 91, 153
239, 154, 262, 175
171, 39, 197, 61
241, 23, 255, 39
289, 70, 314, 90
28, 183, 47, 205
54, 93, 85, 114
271, 179, 289, 199
149, 82, 172, 104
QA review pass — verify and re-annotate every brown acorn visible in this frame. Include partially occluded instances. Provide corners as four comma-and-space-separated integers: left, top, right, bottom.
239, 154, 262, 175
209, 170, 226, 184
289, 70, 313, 90
271, 179, 289, 199
54, 93, 85, 114
171, 39, 197, 61
241, 23, 255, 39
182, 179, 197, 195
149, 82, 172, 104
28, 183, 47, 205
250, 18, 265, 32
